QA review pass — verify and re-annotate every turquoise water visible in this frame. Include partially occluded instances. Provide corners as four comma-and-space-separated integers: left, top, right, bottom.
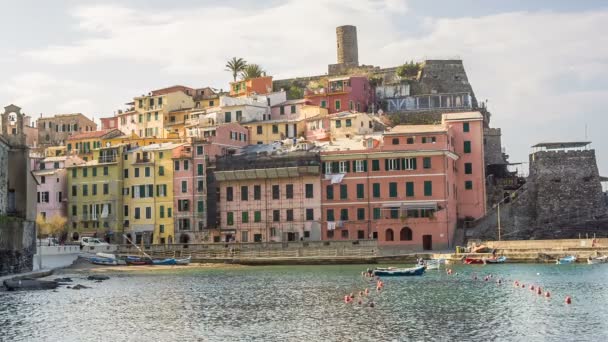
1, 264, 607, 341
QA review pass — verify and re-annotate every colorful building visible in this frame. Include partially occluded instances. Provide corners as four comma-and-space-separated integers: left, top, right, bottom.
130, 87, 195, 138
188, 123, 249, 162
123, 143, 183, 244
328, 112, 377, 139
33, 155, 83, 222
304, 76, 374, 114
230, 76, 273, 97
37, 113, 97, 147
66, 145, 126, 241
214, 142, 322, 243
319, 112, 486, 250
172, 141, 207, 243
100, 116, 119, 130
245, 119, 306, 145
66, 129, 123, 161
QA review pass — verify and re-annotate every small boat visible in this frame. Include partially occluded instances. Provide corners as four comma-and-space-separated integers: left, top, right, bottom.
125, 256, 152, 265
96, 252, 116, 259
373, 265, 426, 276
556, 255, 576, 264
175, 256, 191, 265
485, 256, 507, 264
587, 255, 608, 264
152, 258, 177, 266
463, 257, 485, 265
3, 278, 59, 291
89, 257, 118, 266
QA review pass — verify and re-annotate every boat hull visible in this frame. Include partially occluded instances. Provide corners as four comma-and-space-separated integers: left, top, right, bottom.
464, 258, 485, 265
152, 258, 177, 266
587, 256, 607, 264
556, 256, 576, 264
485, 256, 507, 264
373, 266, 426, 276
89, 257, 118, 266
175, 256, 191, 265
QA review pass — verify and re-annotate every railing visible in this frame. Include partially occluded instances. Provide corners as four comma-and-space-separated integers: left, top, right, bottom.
98, 155, 117, 163
134, 157, 151, 164
383, 92, 472, 113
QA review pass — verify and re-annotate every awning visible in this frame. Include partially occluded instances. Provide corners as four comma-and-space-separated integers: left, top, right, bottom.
381, 202, 438, 210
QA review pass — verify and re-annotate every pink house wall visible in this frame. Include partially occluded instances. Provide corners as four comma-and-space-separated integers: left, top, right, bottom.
204, 123, 249, 161
35, 160, 68, 220
219, 175, 322, 242
172, 144, 207, 241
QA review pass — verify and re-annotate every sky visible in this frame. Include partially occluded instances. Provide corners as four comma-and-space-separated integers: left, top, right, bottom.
1, 0, 607, 173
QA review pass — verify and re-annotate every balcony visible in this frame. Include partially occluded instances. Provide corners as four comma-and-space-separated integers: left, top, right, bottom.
304, 85, 352, 97
133, 156, 152, 164
98, 155, 117, 164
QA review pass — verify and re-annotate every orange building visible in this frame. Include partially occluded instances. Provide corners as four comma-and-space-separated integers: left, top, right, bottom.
230, 76, 273, 97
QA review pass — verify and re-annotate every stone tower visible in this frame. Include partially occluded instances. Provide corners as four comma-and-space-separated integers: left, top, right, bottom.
1, 104, 26, 147
336, 25, 359, 65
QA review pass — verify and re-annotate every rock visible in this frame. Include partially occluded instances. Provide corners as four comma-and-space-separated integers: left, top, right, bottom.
3, 279, 59, 291
87, 275, 109, 281
54, 277, 73, 283
71, 284, 90, 290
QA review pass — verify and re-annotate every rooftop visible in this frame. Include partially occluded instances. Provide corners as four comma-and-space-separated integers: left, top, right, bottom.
272, 99, 308, 107
66, 129, 121, 141
442, 111, 484, 121
532, 141, 591, 149
131, 142, 184, 152
385, 124, 447, 135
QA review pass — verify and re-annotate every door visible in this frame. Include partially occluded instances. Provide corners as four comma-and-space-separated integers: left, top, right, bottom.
422, 235, 432, 251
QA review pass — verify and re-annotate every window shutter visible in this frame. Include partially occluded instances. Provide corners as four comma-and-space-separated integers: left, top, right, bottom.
345, 161, 350, 173
322, 162, 326, 173
352, 161, 356, 172
131, 186, 134, 198
363, 160, 368, 172
385, 159, 389, 171
412, 158, 417, 170
401, 158, 406, 170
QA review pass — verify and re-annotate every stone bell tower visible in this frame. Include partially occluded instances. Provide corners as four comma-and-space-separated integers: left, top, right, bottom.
1, 104, 26, 147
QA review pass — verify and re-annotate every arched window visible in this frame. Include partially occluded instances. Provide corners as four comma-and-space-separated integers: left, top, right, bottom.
386, 229, 394, 241
400, 227, 413, 241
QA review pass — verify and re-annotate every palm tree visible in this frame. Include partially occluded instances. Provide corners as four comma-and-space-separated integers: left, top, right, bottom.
240, 64, 265, 80
225, 57, 247, 82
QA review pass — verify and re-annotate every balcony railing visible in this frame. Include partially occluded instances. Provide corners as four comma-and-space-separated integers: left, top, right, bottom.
98, 155, 117, 163
134, 157, 152, 164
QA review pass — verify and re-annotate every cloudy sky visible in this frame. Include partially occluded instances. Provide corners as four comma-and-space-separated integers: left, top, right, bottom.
1, 0, 607, 173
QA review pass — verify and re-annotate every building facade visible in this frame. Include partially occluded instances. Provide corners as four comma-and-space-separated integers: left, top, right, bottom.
37, 113, 97, 147
304, 76, 374, 114
214, 144, 322, 243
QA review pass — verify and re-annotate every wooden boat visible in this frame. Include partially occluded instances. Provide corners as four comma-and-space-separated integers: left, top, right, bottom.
373, 265, 425, 276
96, 252, 116, 259
125, 256, 152, 265
463, 257, 485, 265
175, 256, 191, 265
152, 258, 177, 266
3, 279, 59, 291
485, 256, 507, 264
556, 255, 576, 264
587, 255, 608, 264
89, 257, 118, 266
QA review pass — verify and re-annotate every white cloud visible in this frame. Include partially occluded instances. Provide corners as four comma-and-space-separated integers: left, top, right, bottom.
13, 2, 608, 171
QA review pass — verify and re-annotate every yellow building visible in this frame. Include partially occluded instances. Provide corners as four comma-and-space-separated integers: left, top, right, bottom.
246, 119, 308, 145
123, 143, 183, 244
103, 133, 182, 149
66, 129, 123, 161
132, 86, 195, 138
67, 145, 126, 240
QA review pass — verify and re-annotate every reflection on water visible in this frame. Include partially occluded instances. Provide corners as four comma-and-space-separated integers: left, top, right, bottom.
1, 264, 607, 341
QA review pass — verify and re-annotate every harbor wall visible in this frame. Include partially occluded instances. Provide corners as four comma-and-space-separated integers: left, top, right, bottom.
32, 245, 80, 271
0, 220, 36, 276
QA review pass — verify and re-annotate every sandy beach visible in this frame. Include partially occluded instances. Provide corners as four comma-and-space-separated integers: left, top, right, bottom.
61, 257, 244, 273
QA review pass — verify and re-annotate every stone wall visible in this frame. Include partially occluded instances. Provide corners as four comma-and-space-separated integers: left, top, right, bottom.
484, 128, 505, 166
468, 149, 608, 240
0, 220, 36, 276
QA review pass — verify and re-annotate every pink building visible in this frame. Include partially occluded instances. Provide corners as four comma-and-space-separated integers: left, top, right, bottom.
33, 155, 83, 221
270, 99, 309, 120
100, 116, 118, 130
200, 123, 249, 162
304, 76, 374, 114
172, 141, 207, 243
214, 145, 322, 243
320, 112, 485, 251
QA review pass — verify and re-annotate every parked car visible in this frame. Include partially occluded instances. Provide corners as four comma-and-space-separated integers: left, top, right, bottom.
80, 237, 109, 247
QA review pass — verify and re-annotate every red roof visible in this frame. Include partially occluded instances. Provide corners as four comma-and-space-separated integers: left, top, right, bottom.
67, 129, 121, 141
151, 85, 195, 96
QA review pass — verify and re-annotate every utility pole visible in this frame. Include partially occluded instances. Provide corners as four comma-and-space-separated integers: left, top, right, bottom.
497, 202, 501, 241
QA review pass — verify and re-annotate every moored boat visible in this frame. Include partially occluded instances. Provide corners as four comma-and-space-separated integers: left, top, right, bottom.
485, 256, 507, 264
125, 256, 152, 265
556, 255, 576, 264
89, 257, 118, 266
152, 258, 177, 266
463, 257, 485, 265
373, 265, 426, 276
587, 255, 608, 264
3, 279, 59, 291
424, 259, 445, 270
175, 256, 191, 265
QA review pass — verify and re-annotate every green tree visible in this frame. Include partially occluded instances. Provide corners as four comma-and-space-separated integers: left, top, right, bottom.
396, 60, 421, 79
240, 64, 265, 80
287, 85, 304, 100
225, 57, 247, 82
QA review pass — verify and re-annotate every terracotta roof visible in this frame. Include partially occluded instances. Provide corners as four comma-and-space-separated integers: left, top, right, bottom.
67, 129, 121, 140
151, 85, 194, 96
386, 124, 447, 135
